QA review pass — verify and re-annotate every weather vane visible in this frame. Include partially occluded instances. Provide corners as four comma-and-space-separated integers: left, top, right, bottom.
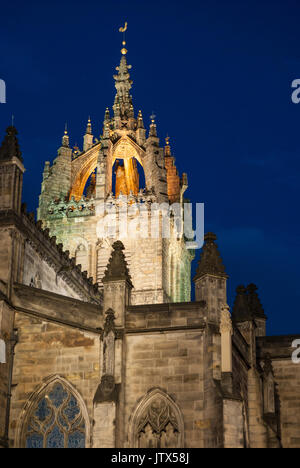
119, 22, 128, 55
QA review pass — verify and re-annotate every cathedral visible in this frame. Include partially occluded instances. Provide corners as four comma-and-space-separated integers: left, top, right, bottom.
0, 32, 299, 449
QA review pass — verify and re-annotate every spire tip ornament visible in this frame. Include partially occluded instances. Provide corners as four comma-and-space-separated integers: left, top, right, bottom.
165, 135, 171, 156
150, 113, 156, 123
119, 22, 128, 55
62, 123, 70, 148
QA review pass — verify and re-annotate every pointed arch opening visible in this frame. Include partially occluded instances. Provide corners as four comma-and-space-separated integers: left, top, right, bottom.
16, 375, 90, 448
112, 157, 145, 198
70, 147, 99, 201
108, 137, 146, 196
129, 388, 184, 448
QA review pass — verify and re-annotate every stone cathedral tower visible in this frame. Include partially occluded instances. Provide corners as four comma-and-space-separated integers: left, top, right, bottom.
1, 28, 300, 450
37, 37, 193, 305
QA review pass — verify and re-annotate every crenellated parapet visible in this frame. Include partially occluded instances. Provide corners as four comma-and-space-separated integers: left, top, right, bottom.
18, 203, 102, 303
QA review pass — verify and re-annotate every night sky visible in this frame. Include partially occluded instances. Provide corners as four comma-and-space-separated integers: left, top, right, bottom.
0, 0, 299, 336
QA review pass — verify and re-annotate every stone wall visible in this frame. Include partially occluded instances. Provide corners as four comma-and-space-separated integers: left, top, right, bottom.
44, 210, 192, 305
223, 399, 244, 448
22, 242, 82, 299
9, 312, 101, 448
257, 335, 300, 448
124, 330, 205, 448
123, 301, 220, 448
0, 228, 10, 286
0, 301, 14, 443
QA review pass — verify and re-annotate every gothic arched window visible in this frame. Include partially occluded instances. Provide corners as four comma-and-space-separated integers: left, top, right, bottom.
129, 388, 184, 448
21, 378, 88, 449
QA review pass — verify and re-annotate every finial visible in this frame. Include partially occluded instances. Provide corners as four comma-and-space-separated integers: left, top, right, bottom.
149, 113, 157, 137
11, 115, 15, 127
104, 107, 110, 122
193, 232, 228, 280
165, 135, 171, 156
62, 123, 69, 148
119, 22, 128, 55
73, 143, 80, 155
86, 116, 92, 135
102, 240, 133, 286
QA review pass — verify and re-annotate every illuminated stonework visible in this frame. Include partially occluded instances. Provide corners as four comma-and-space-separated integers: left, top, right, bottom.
0, 32, 297, 451
37, 47, 193, 305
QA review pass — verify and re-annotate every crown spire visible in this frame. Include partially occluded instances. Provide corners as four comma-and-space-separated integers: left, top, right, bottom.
113, 23, 133, 121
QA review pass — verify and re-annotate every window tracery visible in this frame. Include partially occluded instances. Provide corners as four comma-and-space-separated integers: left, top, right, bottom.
131, 389, 184, 448
24, 381, 86, 449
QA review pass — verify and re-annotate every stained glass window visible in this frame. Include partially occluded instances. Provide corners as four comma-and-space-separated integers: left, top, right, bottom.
25, 382, 86, 449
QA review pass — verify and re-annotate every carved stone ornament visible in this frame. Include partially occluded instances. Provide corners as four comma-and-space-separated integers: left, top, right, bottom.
130, 391, 185, 449
137, 396, 179, 435
93, 375, 119, 404
220, 304, 233, 335
102, 241, 133, 286
101, 308, 116, 339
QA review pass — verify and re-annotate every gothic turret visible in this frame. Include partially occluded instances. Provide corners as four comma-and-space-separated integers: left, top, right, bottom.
232, 283, 267, 336
37, 125, 72, 221
136, 110, 146, 146
232, 285, 250, 322
102, 108, 111, 140
247, 283, 266, 319
194, 233, 228, 280
83, 117, 94, 152
164, 136, 181, 203
194, 233, 228, 322
103, 241, 132, 286
0, 126, 24, 214
0, 126, 23, 163
148, 114, 158, 139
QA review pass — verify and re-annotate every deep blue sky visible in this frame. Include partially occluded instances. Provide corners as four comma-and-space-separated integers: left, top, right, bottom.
0, 0, 299, 335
